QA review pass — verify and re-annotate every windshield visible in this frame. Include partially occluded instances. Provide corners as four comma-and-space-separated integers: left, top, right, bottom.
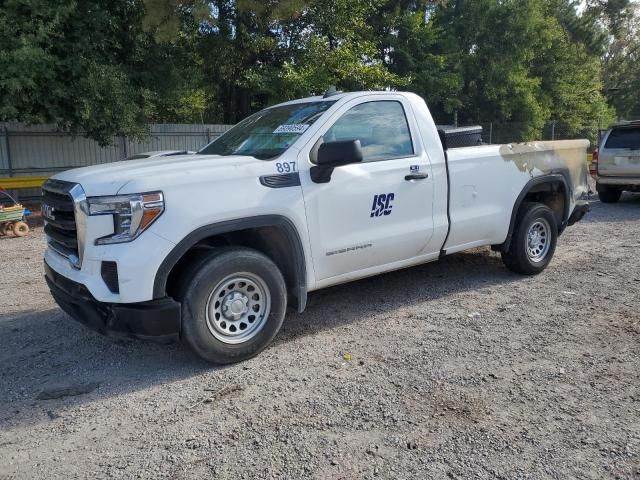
198, 101, 336, 159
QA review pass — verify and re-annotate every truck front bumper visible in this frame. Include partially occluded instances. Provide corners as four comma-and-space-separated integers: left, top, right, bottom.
45, 261, 181, 343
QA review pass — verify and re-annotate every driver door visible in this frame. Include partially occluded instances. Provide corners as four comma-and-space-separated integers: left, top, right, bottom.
299, 96, 435, 282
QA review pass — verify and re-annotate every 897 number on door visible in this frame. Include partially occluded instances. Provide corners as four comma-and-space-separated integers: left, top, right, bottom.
276, 162, 296, 173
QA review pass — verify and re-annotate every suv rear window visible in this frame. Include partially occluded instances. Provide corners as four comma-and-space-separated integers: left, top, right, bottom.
605, 127, 640, 149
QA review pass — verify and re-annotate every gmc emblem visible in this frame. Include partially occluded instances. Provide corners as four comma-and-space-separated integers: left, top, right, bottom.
42, 203, 56, 221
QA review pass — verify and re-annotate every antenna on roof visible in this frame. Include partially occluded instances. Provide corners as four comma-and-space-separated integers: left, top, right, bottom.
323, 86, 343, 98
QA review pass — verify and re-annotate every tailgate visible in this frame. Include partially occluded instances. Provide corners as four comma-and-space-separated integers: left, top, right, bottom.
599, 126, 640, 176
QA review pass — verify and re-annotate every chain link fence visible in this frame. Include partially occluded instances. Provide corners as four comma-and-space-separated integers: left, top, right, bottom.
477, 116, 640, 149
470, 121, 601, 149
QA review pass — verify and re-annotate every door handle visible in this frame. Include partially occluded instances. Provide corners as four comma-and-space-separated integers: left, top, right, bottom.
404, 173, 429, 181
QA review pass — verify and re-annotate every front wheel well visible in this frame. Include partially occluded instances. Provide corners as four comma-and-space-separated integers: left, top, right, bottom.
156, 218, 307, 312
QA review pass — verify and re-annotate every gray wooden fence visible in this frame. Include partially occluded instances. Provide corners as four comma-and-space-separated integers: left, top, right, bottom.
0, 123, 232, 177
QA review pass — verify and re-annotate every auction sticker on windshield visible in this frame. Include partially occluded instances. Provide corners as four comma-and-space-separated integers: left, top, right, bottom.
273, 124, 310, 134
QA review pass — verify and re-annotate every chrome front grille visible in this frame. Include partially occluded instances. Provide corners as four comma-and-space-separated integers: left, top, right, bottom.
42, 179, 87, 269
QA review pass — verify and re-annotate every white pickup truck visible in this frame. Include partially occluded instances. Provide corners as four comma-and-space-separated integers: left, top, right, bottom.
43, 91, 590, 363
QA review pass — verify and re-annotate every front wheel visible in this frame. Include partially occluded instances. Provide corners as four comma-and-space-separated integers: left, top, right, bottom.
180, 247, 287, 364
501, 202, 558, 275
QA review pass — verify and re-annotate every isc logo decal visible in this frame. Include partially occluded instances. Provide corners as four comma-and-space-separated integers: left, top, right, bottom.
371, 193, 394, 217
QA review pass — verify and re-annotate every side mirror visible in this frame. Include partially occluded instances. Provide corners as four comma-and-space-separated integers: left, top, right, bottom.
311, 140, 363, 183
317, 140, 363, 166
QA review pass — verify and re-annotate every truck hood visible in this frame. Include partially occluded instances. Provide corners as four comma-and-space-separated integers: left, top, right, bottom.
52, 154, 266, 196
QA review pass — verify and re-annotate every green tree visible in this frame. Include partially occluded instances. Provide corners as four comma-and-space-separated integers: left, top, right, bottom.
390, 0, 612, 140
533, 0, 615, 136
0, 0, 203, 144
1, 0, 628, 144
1, 1, 140, 144
597, 1, 640, 119
276, 0, 406, 98
144, 0, 307, 123
144, 0, 406, 120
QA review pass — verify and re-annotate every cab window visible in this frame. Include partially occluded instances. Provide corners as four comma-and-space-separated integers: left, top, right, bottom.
322, 101, 414, 162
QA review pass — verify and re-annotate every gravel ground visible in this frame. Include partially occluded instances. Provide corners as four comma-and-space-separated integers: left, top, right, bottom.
1, 195, 639, 479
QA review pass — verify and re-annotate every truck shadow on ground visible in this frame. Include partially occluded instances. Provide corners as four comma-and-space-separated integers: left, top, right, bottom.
0, 248, 520, 430
278, 248, 514, 344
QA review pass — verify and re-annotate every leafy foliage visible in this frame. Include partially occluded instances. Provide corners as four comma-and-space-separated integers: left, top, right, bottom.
382, 0, 615, 140
0, 1, 148, 144
1, 0, 637, 143
599, 1, 640, 119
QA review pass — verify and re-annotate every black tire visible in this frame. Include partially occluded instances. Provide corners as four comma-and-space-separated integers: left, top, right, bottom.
501, 202, 558, 275
597, 187, 622, 204
179, 247, 287, 364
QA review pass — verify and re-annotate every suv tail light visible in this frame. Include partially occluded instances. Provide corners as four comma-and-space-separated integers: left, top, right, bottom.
589, 148, 599, 177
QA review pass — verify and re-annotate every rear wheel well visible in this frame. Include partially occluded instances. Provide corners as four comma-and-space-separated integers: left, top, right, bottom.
521, 181, 566, 229
494, 176, 569, 252
162, 224, 306, 312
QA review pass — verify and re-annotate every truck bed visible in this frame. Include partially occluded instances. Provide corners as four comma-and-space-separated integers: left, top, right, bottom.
443, 140, 589, 254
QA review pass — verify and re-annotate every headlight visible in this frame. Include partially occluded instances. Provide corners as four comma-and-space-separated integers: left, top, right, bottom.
88, 192, 164, 245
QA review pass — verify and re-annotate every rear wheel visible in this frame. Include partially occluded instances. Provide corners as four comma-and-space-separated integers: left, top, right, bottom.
597, 185, 622, 203
501, 202, 558, 275
179, 247, 287, 364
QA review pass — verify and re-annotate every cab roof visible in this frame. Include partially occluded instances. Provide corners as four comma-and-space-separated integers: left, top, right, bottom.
271, 91, 405, 108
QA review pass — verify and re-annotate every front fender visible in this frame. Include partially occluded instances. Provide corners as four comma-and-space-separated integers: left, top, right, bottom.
152, 215, 308, 312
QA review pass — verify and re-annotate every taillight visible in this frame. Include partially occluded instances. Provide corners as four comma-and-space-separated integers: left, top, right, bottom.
589, 148, 599, 176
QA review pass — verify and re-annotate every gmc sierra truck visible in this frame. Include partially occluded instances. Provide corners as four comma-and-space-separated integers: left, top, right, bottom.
42, 91, 590, 364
